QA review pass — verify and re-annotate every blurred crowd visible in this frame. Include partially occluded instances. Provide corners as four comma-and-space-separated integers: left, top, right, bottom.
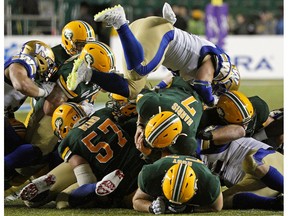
5, 1, 284, 36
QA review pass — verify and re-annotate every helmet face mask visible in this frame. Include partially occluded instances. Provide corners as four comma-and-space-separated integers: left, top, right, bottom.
144, 111, 183, 148
61, 20, 96, 56
216, 90, 255, 126
20, 40, 56, 81
162, 163, 198, 204
106, 93, 137, 121
52, 102, 88, 139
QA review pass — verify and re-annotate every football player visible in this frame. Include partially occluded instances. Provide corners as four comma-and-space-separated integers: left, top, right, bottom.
134, 76, 204, 162
198, 126, 283, 210
196, 90, 283, 150
19, 102, 147, 209
133, 155, 223, 213
4, 21, 101, 195
67, 2, 240, 106
5, 40, 56, 188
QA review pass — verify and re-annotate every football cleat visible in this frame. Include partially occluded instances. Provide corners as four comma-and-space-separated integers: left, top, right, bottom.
94, 5, 129, 29
95, 169, 124, 196
66, 58, 92, 91
162, 2, 177, 25
19, 174, 56, 201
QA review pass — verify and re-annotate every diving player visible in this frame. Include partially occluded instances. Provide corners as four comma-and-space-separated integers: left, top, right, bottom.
67, 2, 240, 106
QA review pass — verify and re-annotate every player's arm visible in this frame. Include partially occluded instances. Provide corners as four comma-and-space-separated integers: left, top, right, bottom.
192, 55, 215, 106
8, 63, 53, 98
132, 187, 154, 213
43, 84, 68, 116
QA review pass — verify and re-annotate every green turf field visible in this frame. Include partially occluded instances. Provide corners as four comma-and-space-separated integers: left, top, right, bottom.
6, 79, 284, 215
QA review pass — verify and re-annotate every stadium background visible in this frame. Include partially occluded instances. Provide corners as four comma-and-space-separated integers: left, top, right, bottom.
4, 0, 284, 215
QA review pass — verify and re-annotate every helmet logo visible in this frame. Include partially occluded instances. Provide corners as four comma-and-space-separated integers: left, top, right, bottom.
64, 29, 73, 40
55, 117, 63, 130
217, 107, 225, 118
35, 43, 48, 58
84, 54, 94, 67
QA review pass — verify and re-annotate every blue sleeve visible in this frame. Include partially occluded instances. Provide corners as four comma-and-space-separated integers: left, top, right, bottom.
91, 70, 130, 98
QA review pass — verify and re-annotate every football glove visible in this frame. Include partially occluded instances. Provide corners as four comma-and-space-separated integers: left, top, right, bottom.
149, 197, 167, 214
38, 81, 56, 97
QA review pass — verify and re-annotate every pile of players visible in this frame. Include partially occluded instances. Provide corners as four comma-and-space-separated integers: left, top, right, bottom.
5, 2, 283, 214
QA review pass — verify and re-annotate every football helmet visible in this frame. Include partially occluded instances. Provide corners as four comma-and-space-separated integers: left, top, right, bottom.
213, 64, 240, 95
162, 163, 198, 204
79, 41, 116, 72
51, 102, 87, 139
61, 20, 96, 56
217, 90, 255, 125
20, 40, 56, 81
106, 93, 137, 120
144, 111, 182, 148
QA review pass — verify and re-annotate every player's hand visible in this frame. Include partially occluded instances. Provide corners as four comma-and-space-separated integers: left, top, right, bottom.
77, 60, 92, 83
149, 197, 167, 214
39, 81, 56, 97
135, 126, 151, 156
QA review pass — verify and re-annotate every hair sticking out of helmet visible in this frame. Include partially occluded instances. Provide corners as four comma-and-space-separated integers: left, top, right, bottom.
61, 20, 96, 56
216, 90, 255, 125
79, 41, 116, 73
51, 102, 87, 139
162, 163, 198, 204
144, 111, 183, 148
20, 40, 56, 81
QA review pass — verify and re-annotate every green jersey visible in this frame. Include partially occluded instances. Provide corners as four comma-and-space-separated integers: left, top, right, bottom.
138, 155, 221, 206
137, 76, 203, 155
58, 107, 147, 196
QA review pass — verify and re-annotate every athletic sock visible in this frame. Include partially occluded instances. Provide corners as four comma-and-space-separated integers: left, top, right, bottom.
261, 166, 283, 193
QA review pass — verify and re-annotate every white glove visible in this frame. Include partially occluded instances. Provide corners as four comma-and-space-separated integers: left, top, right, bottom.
149, 197, 166, 214
38, 81, 56, 97
80, 101, 96, 116
77, 60, 93, 84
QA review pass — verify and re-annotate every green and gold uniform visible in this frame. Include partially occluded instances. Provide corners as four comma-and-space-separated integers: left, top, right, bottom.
138, 155, 221, 206
136, 76, 203, 156
59, 107, 147, 197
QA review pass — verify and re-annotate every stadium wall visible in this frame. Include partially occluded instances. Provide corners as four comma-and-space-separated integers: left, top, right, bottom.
5, 35, 283, 80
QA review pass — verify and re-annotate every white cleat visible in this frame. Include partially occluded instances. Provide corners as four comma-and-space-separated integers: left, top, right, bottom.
19, 174, 56, 201
162, 2, 177, 25
95, 169, 124, 196
94, 5, 129, 29
66, 58, 92, 91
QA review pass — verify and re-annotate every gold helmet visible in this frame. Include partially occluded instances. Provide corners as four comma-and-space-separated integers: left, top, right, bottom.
144, 111, 182, 148
217, 90, 255, 125
162, 163, 198, 204
51, 102, 87, 139
20, 40, 56, 81
79, 41, 116, 72
213, 64, 240, 95
106, 93, 137, 120
61, 20, 96, 56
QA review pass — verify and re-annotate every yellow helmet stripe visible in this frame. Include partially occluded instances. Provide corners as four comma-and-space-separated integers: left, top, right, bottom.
147, 114, 178, 145
172, 163, 188, 203
225, 92, 250, 120
95, 41, 115, 69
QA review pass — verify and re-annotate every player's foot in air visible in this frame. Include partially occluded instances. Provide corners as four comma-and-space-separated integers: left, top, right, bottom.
19, 174, 56, 201
95, 169, 124, 196
94, 5, 129, 29
66, 58, 92, 91
162, 2, 177, 25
